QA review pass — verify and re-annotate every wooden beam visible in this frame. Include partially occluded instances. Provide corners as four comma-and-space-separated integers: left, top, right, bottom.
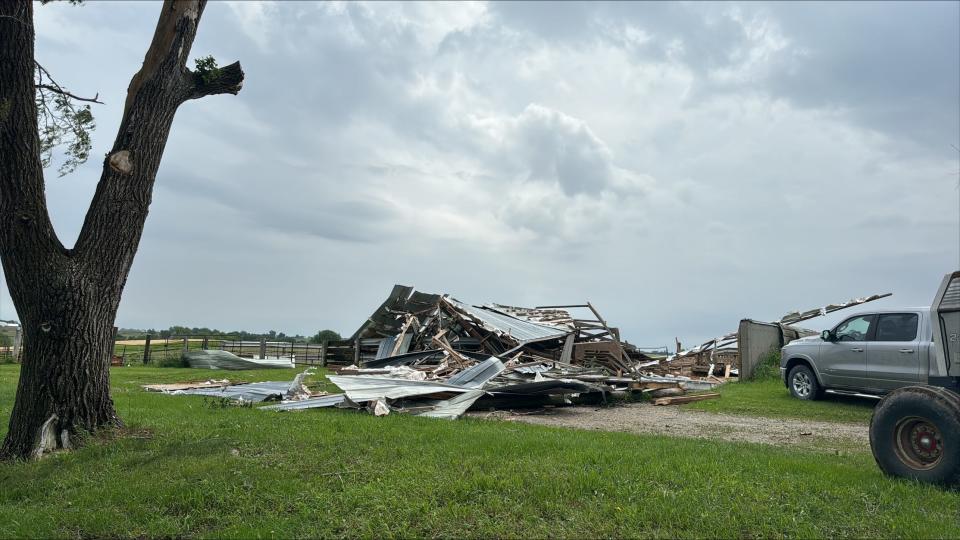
431, 329, 470, 368
653, 393, 720, 406
559, 333, 574, 364
586, 302, 632, 373
389, 315, 415, 357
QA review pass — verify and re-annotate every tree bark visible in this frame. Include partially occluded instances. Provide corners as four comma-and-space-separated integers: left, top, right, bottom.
0, 0, 242, 460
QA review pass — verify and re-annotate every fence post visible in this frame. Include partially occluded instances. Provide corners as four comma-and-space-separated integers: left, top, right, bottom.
182, 337, 189, 354
143, 334, 152, 364
354, 338, 360, 366
321, 339, 328, 367
259, 338, 267, 360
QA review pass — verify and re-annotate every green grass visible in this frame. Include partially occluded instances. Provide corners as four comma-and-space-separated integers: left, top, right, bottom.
1, 365, 958, 538
684, 377, 876, 423
685, 351, 876, 423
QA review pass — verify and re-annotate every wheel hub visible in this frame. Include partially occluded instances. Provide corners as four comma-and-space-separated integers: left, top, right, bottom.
792, 372, 811, 397
894, 416, 943, 470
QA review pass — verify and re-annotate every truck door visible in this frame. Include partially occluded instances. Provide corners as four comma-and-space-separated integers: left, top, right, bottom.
866, 312, 921, 391
819, 314, 874, 387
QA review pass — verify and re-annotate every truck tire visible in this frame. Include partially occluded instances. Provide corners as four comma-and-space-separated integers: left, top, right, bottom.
870, 385, 960, 486
787, 364, 822, 400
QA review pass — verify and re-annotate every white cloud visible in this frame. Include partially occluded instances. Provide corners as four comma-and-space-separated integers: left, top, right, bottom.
5, 1, 954, 347
226, 1, 280, 51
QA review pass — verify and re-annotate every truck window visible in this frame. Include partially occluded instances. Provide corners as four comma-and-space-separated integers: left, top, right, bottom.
835, 315, 874, 341
874, 313, 919, 342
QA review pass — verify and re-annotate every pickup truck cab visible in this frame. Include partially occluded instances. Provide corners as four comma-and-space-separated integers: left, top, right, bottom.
780, 307, 935, 399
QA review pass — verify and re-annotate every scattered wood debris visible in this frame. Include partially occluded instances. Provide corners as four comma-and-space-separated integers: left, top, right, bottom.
653, 393, 721, 406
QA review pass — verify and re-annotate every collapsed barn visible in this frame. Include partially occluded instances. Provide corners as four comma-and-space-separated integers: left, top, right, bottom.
149, 285, 893, 419
347, 285, 655, 375
177, 285, 718, 418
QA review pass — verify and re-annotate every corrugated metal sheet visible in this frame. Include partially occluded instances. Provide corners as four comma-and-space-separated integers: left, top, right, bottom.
170, 381, 295, 402
486, 304, 575, 330
375, 337, 394, 360
446, 358, 505, 388
327, 375, 475, 401
184, 350, 294, 370
375, 333, 413, 360
260, 394, 347, 411
363, 349, 444, 368
446, 298, 569, 343
416, 390, 486, 419
486, 379, 603, 395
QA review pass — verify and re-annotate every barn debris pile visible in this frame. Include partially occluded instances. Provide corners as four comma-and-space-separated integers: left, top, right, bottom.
146, 285, 721, 418
257, 285, 722, 417
145, 285, 897, 419
259, 357, 719, 417
343, 285, 651, 375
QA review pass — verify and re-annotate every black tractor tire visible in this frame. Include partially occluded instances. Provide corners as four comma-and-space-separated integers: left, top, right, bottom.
787, 364, 822, 401
870, 385, 960, 486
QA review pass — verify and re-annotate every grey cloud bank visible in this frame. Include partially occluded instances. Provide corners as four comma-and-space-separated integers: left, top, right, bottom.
0, 1, 956, 347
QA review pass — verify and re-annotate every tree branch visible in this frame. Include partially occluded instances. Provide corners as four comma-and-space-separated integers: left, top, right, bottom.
74, 0, 242, 277
34, 84, 102, 104
186, 61, 244, 100
34, 62, 103, 104
0, 1, 68, 271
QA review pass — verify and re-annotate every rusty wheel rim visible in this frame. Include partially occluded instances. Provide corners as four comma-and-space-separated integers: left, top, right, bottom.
894, 416, 943, 470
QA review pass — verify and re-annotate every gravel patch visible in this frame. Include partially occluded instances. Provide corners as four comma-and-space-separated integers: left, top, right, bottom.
470, 402, 870, 454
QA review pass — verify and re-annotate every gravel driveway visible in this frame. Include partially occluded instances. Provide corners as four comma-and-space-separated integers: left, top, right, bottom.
471, 402, 870, 454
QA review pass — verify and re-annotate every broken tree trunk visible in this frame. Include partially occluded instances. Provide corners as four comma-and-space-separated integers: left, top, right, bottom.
0, 0, 243, 460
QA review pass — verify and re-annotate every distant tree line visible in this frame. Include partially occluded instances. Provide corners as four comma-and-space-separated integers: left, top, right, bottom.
116, 327, 343, 344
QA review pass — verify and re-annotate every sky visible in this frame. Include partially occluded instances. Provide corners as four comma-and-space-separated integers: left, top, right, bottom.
1, 1, 957, 347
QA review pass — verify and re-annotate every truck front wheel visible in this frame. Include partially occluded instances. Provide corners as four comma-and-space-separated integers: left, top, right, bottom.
787, 365, 822, 400
870, 385, 960, 486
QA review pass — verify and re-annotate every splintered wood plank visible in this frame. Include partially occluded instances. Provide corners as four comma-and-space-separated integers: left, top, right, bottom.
630, 381, 681, 391
653, 393, 720, 406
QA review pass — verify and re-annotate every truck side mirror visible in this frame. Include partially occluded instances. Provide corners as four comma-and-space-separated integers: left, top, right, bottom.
821, 330, 834, 342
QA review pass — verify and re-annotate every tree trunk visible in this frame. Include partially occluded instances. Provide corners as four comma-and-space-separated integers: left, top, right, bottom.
0, 0, 242, 460
1, 274, 121, 458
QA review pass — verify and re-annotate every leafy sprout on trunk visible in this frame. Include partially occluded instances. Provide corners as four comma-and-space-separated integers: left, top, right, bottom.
194, 56, 222, 85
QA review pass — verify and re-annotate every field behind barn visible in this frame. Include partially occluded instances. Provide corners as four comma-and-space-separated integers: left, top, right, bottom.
0, 364, 957, 539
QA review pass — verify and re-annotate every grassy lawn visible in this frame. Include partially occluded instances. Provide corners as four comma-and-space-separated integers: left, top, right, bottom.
684, 352, 876, 424
1, 365, 958, 538
684, 377, 876, 423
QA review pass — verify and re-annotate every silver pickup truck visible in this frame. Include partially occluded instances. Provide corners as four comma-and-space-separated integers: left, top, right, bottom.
780, 307, 935, 400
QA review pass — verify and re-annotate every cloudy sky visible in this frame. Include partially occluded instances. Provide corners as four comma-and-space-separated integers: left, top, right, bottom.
2, 1, 958, 347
